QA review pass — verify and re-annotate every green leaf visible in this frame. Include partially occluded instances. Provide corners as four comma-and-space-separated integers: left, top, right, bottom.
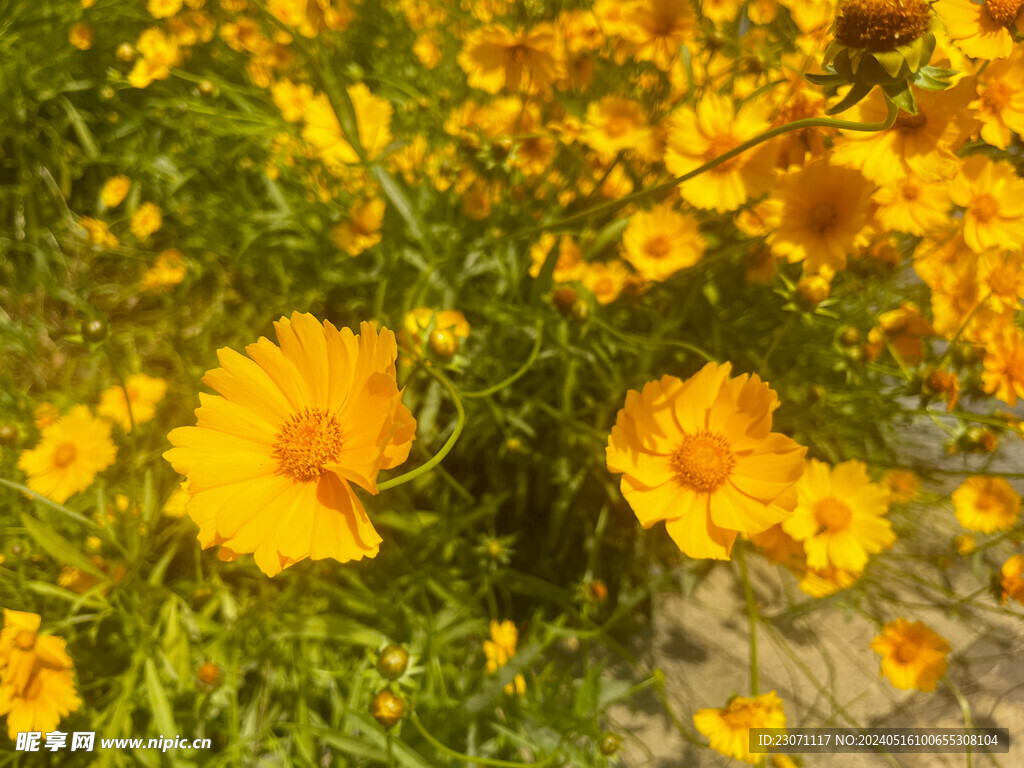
145, 658, 177, 736
873, 50, 907, 78
883, 82, 918, 114
21, 513, 109, 581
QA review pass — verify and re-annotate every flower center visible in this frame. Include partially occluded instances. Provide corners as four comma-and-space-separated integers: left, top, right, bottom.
901, 181, 920, 201
508, 45, 527, 66
814, 497, 853, 531
670, 430, 736, 493
833, 0, 932, 51
53, 443, 77, 468
14, 630, 36, 651
272, 407, 344, 483
644, 235, 672, 258
981, 81, 1013, 112
895, 111, 927, 132
704, 136, 740, 173
972, 193, 999, 224
894, 638, 920, 663
807, 202, 838, 234
985, 0, 1024, 27
605, 116, 630, 138
721, 699, 756, 729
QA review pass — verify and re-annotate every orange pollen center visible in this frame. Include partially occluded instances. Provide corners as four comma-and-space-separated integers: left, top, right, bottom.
902, 182, 920, 200
670, 430, 736, 492
14, 630, 36, 651
814, 496, 853, 532
272, 407, 344, 483
508, 45, 527, 65
605, 116, 630, 138
895, 111, 927, 132
833, 0, 932, 51
893, 638, 920, 663
807, 202, 839, 234
972, 194, 999, 224
53, 442, 77, 468
981, 81, 1013, 112
704, 136, 740, 173
985, 0, 1024, 27
721, 700, 756, 729
644, 235, 672, 258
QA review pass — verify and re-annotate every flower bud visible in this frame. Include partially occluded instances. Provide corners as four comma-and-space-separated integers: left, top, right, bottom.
0, 423, 18, 446
600, 733, 621, 756
839, 326, 861, 346
377, 644, 410, 681
116, 42, 135, 62
429, 329, 458, 360
370, 689, 405, 729
197, 662, 222, 687
82, 318, 108, 343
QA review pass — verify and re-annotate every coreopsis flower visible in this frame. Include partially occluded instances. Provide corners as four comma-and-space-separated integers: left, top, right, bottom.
483, 620, 526, 695
130, 202, 163, 241
693, 691, 786, 764
413, 32, 442, 69
606, 363, 807, 561
33, 403, 60, 430
620, 204, 705, 282
332, 198, 386, 257
267, 0, 352, 37
147, 0, 182, 18
162, 484, 190, 517
619, 0, 697, 71
100, 176, 131, 208
872, 174, 952, 237
871, 619, 950, 691
0, 610, 81, 739
796, 273, 832, 306
79, 217, 119, 248
761, 158, 874, 273
271, 79, 314, 123
952, 476, 1022, 533
949, 156, 1024, 254
782, 0, 839, 32
881, 469, 920, 503
164, 314, 416, 577
128, 27, 180, 88
953, 533, 975, 554
864, 302, 934, 363
97, 373, 168, 433
798, 564, 862, 597
301, 85, 393, 171
17, 406, 117, 504
1001, 554, 1024, 606
581, 260, 631, 305
139, 249, 187, 293
934, 0, 1024, 59
457, 24, 564, 95
751, 523, 805, 566
581, 97, 654, 162
979, 250, 1024, 314
971, 48, 1024, 149
830, 85, 977, 185
664, 92, 776, 213
528, 232, 584, 282
981, 327, 1024, 406
68, 22, 93, 50
782, 459, 895, 572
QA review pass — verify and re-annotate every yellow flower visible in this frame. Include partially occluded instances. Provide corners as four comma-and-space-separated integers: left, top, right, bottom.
953, 533, 975, 555
79, 217, 119, 248
1001, 553, 1024, 606
620, 203, 705, 282
952, 475, 1021, 533
301, 85, 393, 171
934, 0, 1024, 59
128, 28, 180, 89
782, 459, 895, 572
130, 202, 163, 241
457, 23, 564, 95
97, 373, 168, 433
271, 79, 314, 123
971, 48, 1024, 149
664, 92, 775, 213
332, 198, 386, 257
619, 0, 697, 71
581, 97, 654, 163
693, 691, 786, 764
762, 158, 874, 273
528, 233, 583, 282
101, 175, 131, 208
33, 403, 60, 430
606, 363, 807, 561
798, 564, 863, 597
981, 327, 1024, 406
0, 610, 81, 740
164, 314, 417, 577
871, 619, 950, 691
872, 174, 951, 238
401, 307, 470, 359
483, 620, 525, 695
17, 405, 117, 504
139, 249, 187, 293
581, 260, 631, 305
881, 469, 920, 503
781, 0, 838, 32
68, 22, 93, 50
949, 156, 1024, 254
147, 0, 183, 18
162, 484, 191, 517
413, 32, 442, 69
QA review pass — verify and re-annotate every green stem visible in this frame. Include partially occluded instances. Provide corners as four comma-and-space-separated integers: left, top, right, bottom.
377, 367, 465, 491
408, 713, 561, 768
737, 545, 759, 697
386, 731, 395, 768
461, 319, 543, 399
530, 100, 900, 236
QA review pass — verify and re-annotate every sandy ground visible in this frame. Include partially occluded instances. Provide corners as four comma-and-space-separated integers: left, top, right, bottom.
607, 417, 1024, 768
